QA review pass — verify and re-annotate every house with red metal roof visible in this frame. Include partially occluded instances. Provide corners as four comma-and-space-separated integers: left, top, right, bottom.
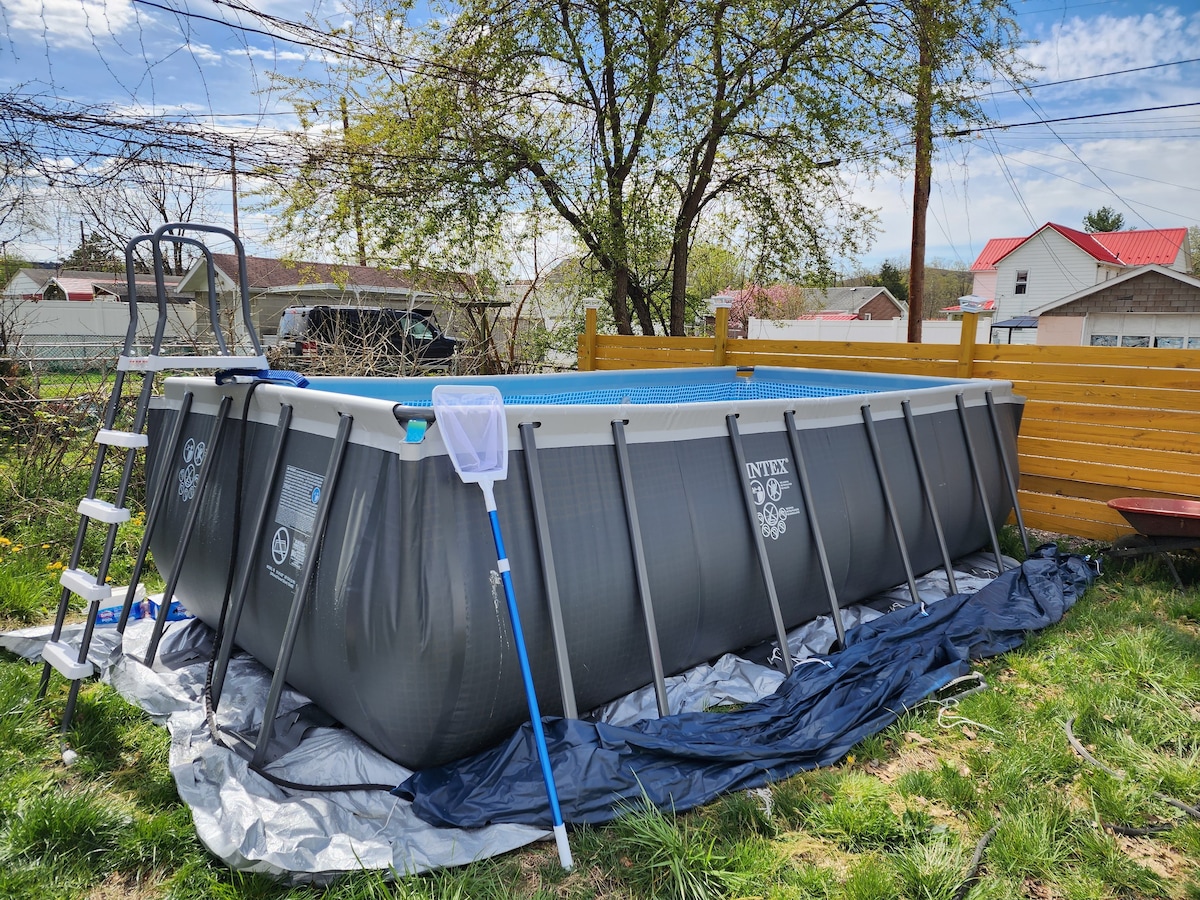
968, 223, 1190, 331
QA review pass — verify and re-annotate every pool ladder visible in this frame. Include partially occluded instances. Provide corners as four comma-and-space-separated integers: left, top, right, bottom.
35, 223, 267, 741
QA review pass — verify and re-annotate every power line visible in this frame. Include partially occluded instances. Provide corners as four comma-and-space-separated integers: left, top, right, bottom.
987, 56, 1200, 96
949, 102, 1200, 136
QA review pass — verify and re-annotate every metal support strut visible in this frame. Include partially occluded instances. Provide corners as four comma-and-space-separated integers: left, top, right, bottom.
144, 395, 235, 666
900, 400, 957, 595
252, 413, 353, 769
986, 390, 1030, 557
611, 419, 670, 717
782, 411, 847, 648
519, 423, 578, 719
726, 415, 793, 675
210, 403, 294, 709
956, 393, 1007, 574
861, 404, 922, 604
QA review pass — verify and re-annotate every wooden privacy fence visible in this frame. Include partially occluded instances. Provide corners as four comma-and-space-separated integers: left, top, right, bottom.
578, 307, 1200, 541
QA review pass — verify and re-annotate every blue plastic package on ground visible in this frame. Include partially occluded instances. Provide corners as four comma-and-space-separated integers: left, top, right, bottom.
396, 546, 1094, 828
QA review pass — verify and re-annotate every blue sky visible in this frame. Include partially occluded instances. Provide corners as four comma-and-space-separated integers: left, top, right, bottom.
1, 0, 1198, 274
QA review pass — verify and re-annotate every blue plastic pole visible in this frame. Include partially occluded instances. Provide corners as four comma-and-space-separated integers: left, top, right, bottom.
482, 483, 572, 869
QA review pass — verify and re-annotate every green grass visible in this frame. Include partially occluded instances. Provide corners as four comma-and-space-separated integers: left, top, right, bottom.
1, 384, 1198, 899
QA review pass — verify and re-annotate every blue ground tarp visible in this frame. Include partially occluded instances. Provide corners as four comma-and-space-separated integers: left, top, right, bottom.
397, 547, 1094, 828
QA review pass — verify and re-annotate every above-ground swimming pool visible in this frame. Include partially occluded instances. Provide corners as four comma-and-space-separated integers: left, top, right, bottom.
144, 366, 1022, 769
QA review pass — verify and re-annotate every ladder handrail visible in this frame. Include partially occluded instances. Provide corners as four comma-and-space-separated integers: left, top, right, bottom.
152, 234, 230, 356
151, 222, 263, 356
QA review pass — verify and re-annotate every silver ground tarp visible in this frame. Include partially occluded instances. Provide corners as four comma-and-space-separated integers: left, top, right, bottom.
0, 551, 1007, 883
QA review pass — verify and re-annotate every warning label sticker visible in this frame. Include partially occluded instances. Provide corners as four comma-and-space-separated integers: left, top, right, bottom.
266, 465, 324, 589
745, 456, 802, 541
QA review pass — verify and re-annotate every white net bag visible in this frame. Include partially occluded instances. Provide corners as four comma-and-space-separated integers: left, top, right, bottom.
430, 385, 509, 483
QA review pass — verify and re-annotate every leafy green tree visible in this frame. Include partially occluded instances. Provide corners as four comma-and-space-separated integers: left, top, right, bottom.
265, 0, 1023, 336
1083, 206, 1126, 233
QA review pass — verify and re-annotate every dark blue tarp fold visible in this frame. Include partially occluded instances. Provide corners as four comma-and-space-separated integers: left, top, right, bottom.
396, 547, 1094, 828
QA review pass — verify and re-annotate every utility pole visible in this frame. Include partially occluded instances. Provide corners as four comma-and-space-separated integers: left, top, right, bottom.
341, 97, 368, 267
907, 0, 933, 344
231, 145, 240, 238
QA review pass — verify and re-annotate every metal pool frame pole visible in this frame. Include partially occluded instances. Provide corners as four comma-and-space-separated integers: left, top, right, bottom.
611, 419, 670, 718
144, 394, 235, 666
116, 391, 194, 633
519, 422, 579, 720
900, 400, 958, 595
782, 411, 847, 648
861, 404, 922, 604
985, 390, 1030, 557
726, 414, 793, 675
210, 402, 294, 709
251, 413, 353, 769
956, 393, 1006, 573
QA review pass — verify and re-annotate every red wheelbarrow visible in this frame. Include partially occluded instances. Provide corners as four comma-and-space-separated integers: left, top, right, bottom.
1106, 497, 1200, 588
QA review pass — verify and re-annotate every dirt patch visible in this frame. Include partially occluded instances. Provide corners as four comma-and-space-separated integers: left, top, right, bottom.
1113, 833, 1190, 881
84, 871, 164, 900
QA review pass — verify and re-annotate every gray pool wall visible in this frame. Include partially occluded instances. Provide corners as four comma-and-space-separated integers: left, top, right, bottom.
146, 366, 1022, 769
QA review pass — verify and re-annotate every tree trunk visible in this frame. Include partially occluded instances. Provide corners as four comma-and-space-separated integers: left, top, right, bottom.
670, 231, 690, 336
907, 0, 933, 344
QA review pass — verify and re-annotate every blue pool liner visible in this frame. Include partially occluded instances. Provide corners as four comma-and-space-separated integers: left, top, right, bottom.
396, 546, 1095, 827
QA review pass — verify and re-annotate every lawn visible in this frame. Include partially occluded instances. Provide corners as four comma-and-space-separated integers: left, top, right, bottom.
1, 371, 1198, 899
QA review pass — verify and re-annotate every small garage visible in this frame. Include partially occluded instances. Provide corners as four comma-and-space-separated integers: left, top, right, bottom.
1032, 265, 1200, 347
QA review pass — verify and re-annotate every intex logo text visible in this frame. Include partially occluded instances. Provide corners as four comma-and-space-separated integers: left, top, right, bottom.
745, 458, 789, 479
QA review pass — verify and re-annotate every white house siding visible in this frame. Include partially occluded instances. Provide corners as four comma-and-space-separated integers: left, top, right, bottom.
747, 317, 990, 344
993, 230, 1107, 320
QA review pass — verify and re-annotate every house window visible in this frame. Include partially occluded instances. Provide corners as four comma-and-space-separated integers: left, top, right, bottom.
1089, 334, 1118, 347
1120, 335, 1151, 348
1014, 271, 1029, 295
1155, 336, 1184, 349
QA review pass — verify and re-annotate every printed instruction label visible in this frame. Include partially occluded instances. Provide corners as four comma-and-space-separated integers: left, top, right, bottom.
176, 435, 207, 502
744, 456, 802, 541
265, 465, 324, 590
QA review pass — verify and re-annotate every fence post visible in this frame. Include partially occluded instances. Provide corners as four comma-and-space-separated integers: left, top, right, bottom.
578, 297, 601, 371
712, 299, 731, 367
956, 311, 978, 379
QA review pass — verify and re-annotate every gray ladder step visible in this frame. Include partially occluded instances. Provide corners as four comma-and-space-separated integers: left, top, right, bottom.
118, 354, 268, 373
58, 568, 112, 603
95, 429, 148, 448
41, 641, 94, 680
77, 498, 131, 525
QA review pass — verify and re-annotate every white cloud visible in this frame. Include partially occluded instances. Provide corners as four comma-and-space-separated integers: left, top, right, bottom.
182, 41, 223, 64
1023, 8, 1200, 83
240, 46, 309, 63
1, 0, 137, 47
